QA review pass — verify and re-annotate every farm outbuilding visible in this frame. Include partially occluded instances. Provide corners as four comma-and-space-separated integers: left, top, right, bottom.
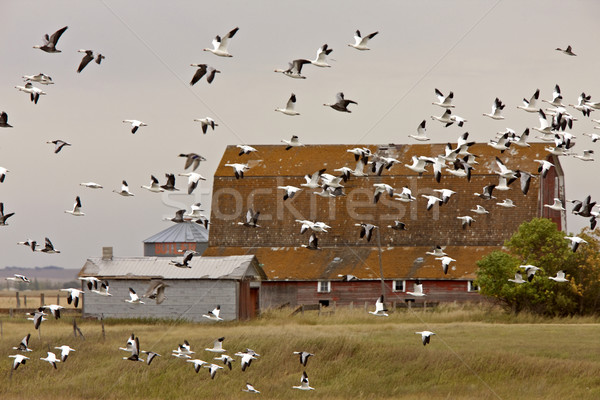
203, 142, 566, 309
143, 221, 209, 257
78, 248, 264, 321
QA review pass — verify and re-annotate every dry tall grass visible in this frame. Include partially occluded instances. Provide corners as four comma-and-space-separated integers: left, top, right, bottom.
1, 305, 599, 399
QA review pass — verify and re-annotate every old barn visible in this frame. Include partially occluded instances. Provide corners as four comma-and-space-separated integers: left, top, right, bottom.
203, 142, 565, 309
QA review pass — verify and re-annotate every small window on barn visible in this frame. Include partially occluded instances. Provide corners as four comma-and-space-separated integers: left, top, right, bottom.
317, 281, 331, 293
393, 280, 406, 292
468, 281, 479, 292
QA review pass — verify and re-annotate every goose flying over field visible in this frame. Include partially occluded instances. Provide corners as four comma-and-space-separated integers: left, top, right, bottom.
113, 180, 135, 196
169, 250, 197, 268
55, 346, 75, 362
549, 270, 569, 282
205, 337, 226, 353
497, 199, 516, 208
407, 280, 426, 296
311, 44, 333, 67
278, 185, 302, 201
542, 84, 565, 107
238, 209, 260, 227
7, 273, 31, 283
160, 173, 178, 191
0, 203, 15, 226
585, 132, 600, 142
519, 265, 540, 282
483, 97, 505, 119
488, 133, 511, 153
0, 112, 12, 128
394, 186, 416, 203
33, 26, 68, 53
40, 352, 60, 369
178, 172, 206, 194
564, 235, 587, 252
203, 305, 223, 321
474, 184, 496, 200
13, 334, 32, 352
556, 45, 576, 56
243, 383, 260, 393
545, 198, 566, 211
46, 139, 71, 154
193, 117, 219, 133
508, 272, 526, 284
80, 182, 103, 189
224, 163, 249, 179
203, 27, 239, 57
431, 109, 453, 126
301, 169, 326, 188
141, 351, 161, 366
76, 50, 105, 73
355, 223, 377, 242
415, 331, 436, 346
422, 194, 442, 211
534, 159, 554, 178
65, 196, 84, 216
40, 304, 64, 319
91, 280, 111, 296
235, 351, 257, 372
143, 280, 168, 304
22, 73, 54, 85
179, 153, 206, 171
294, 351, 315, 367
123, 336, 144, 362
9, 354, 29, 371
409, 120, 429, 141
301, 233, 321, 250
122, 119, 147, 134
15, 82, 46, 104
274, 59, 311, 79
281, 135, 304, 150
214, 354, 235, 370
189, 64, 220, 85
172, 340, 195, 357
61, 288, 83, 307
141, 175, 163, 192
573, 150, 595, 161
368, 295, 388, 316
293, 371, 315, 390
37, 237, 61, 254
373, 183, 394, 203
511, 128, 531, 148
432, 88, 454, 108
237, 144, 258, 156
323, 92, 357, 113
125, 287, 145, 304
435, 256, 455, 275
27, 311, 46, 329
405, 156, 431, 175
204, 363, 224, 379
433, 189, 456, 204
348, 29, 378, 50
457, 215, 475, 229
517, 89, 540, 113
388, 220, 407, 231
275, 93, 300, 115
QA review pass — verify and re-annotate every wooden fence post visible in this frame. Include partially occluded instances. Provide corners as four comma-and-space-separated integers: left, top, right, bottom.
40, 293, 45, 307
23, 295, 27, 307
16, 292, 20, 308
349, 301, 353, 310
101, 314, 105, 341
57, 294, 60, 305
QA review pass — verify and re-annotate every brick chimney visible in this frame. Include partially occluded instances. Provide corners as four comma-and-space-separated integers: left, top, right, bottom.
102, 246, 113, 261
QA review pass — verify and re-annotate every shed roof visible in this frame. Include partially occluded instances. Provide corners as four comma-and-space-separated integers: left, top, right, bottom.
79, 255, 265, 280
143, 222, 209, 243
203, 245, 500, 281
214, 143, 558, 178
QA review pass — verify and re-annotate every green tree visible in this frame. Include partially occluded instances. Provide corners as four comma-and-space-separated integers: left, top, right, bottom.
475, 218, 598, 316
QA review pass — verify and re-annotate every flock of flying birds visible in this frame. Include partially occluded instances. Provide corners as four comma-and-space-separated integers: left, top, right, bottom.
3, 21, 598, 392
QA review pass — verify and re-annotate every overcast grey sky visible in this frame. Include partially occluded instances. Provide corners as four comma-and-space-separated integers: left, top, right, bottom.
1, 0, 599, 269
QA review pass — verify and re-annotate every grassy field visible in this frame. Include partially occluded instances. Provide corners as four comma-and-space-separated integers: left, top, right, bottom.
1, 304, 599, 399
0, 290, 77, 309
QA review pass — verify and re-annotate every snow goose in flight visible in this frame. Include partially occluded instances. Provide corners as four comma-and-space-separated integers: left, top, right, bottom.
407, 280, 426, 296
348, 30, 378, 50
7, 274, 31, 284
311, 44, 333, 67
301, 169, 326, 188
517, 89, 540, 113
55, 345, 75, 362
214, 354, 234, 370
415, 331, 436, 346
38, 237, 61, 254
123, 336, 144, 362
494, 157, 517, 179
281, 135, 304, 149
495, 176, 514, 191
534, 159, 554, 178
27, 310, 46, 329
511, 128, 531, 148
373, 183, 394, 203
185, 202, 206, 219
497, 199, 516, 208
169, 250, 196, 268
368, 295, 388, 316
237, 144, 258, 156
22, 73, 54, 85
488, 133, 511, 153
483, 97, 505, 119
76, 50, 105, 73
235, 352, 257, 372
278, 185, 302, 200
433, 88, 454, 108
569, 93, 594, 117
15, 82, 46, 104
189, 64, 220, 85
445, 157, 473, 181
294, 351, 314, 367
355, 223, 378, 242
274, 59, 311, 79
161, 173, 179, 192
224, 163, 249, 179
556, 45, 576, 56
33, 26, 68, 53
80, 182, 103, 189
205, 337, 226, 353
474, 184, 496, 200
0, 112, 12, 128
40, 352, 60, 369
173, 340, 195, 357
405, 156, 431, 175
204, 363, 224, 379
114, 180, 135, 196
13, 333, 32, 352
347, 147, 372, 161
47, 139, 71, 154
243, 383, 260, 393
394, 186, 416, 203
141, 175, 163, 192
60, 288, 82, 307
203, 305, 223, 321
238, 209, 260, 227
9, 354, 29, 371
422, 194, 442, 211
91, 280, 112, 296
549, 270, 569, 282
193, 117, 219, 133
293, 371, 315, 390
433, 189, 456, 204
323, 92, 357, 113
141, 351, 161, 365
41, 304, 64, 319
545, 198, 565, 211
0, 202, 15, 226
122, 119, 147, 134
564, 235, 587, 252
178, 172, 206, 194
431, 109, 454, 126
125, 287, 145, 304
583, 132, 600, 142
179, 153, 206, 171
203, 27, 239, 57
143, 279, 169, 304
457, 215, 475, 229
275, 93, 300, 115
409, 120, 429, 141
388, 221, 407, 231
572, 150, 594, 161
508, 272, 526, 284
542, 84, 565, 107
519, 265, 540, 282
65, 196, 84, 216
296, 219, 330, 234
301, 233, 321, 250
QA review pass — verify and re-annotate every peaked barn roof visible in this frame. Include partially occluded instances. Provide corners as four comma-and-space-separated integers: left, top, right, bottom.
143, 222, 209, 243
